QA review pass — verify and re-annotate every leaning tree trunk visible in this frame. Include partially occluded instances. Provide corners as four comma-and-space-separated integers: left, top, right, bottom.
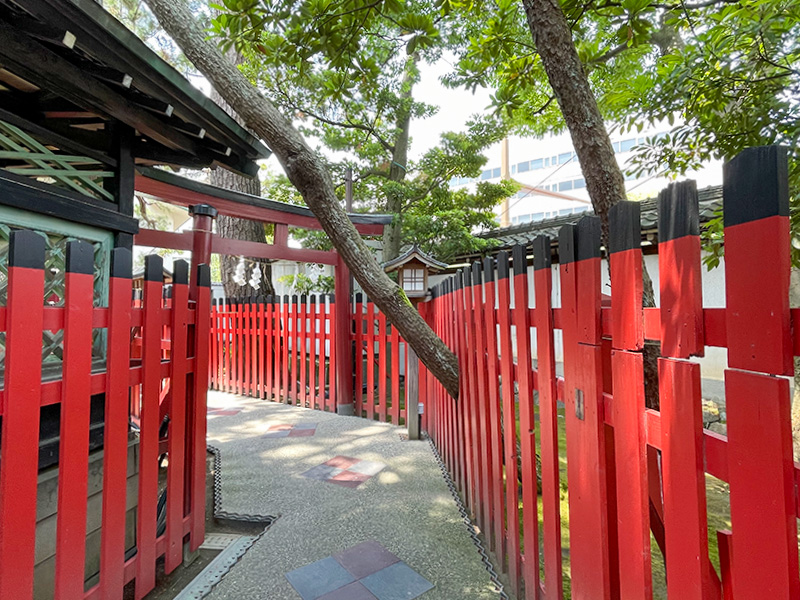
144, 0, 460, 399
382, 54, 417, 263
522, 0, 660, 408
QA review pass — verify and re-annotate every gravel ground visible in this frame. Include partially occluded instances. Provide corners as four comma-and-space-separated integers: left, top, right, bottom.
204, 391, 499, 600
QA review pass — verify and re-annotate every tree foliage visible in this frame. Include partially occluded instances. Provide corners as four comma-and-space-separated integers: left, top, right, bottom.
210, 0, 512, 262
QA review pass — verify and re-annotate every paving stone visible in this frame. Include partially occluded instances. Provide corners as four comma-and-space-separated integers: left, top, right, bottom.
288, 429, 316, 437
294, 422, 319, 430
263, 430, 291, 439
329, 471, 371, 488
270, 424, 294, 431
325, 455, 360, 469
348, 460, 386, 477
333, 541, 400, 579
301, 465, 343, 481
285, 557, 355, 600
317, 581, 378, 600
360, 562, 434, 600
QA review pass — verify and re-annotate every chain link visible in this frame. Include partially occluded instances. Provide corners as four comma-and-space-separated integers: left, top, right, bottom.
426, 436, 510, 600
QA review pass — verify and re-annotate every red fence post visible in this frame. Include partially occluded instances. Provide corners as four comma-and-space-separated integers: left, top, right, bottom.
190, 264, 212, 551
166, 261, 189, 574
497, 251, 521, 595
53, 241, 95, 600
513, 243, 541, 599
100, 248, 133, 600
608, 202, 651, 600
722, 146, 799, 599
471, 261, 492, 538
482, 256, 505, 563
136, 255, 164, 598
0, 231, 44, 600
559, 218, 612, 600
354, 293, 363, 416
657, 181, 718, 600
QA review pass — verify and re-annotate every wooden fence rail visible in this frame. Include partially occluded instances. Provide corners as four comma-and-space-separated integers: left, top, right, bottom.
0, 243, 210, 600
210, 293, 410, 425
423, 145, 800, 599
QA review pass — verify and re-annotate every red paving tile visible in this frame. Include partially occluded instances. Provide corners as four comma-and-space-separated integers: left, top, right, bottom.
325, 455, 360, 469
288, 428, 316, 437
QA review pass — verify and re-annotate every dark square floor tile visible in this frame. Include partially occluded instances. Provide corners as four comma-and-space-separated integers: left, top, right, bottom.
285, 556, 355, 600
294, 422, 319, 430
317, 581, 378, 600
288, 428, 316, 437
325, 455, 360, 469
334, 541, 401, 579
361, 562, 434, 600
301, 465, 343, 481
327, 478, 364, 488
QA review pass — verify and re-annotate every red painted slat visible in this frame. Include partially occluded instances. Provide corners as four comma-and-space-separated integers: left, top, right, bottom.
726, 370, 799, 598
497, 252, 521, 596
299, 296, 308, 407
378, 310, 388, 421
354, 295, 363, 417
258, 299, 266, 398
327, 295, 337, 411
659, 359, 716, 600
54, 244, 95, 600
100, 250, 133, 600
513, 245, 541, 600
366, 302, 376, 420
136, 260, 164, 598
390, 320, 400, 425
0, 232, 45, 600
482, 258, 505, 563
611, 350, 651, 600
165, 266, 189, 574
282, 296, 290, 402
471, 263, 491, 538
266, 297, 274, 399
190, 266, 212, 550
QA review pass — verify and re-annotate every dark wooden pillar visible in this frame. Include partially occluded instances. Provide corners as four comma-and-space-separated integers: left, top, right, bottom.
109, 124, 136, 249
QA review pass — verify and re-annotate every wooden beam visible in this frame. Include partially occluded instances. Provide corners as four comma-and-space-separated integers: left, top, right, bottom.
134, 228, 339, 264
0, 106, 115, 166
0, 22, 198, 153
0, 168, 138, 234
135, 170, 387, 235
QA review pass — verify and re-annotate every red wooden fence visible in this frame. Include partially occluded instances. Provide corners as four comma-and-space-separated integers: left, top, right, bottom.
422, 145, 800, 599
0, 240, 211, 600
210, 294, 410, 425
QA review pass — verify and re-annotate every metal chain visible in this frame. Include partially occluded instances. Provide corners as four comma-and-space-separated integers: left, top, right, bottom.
426, 436, 510, 600
207, 444, 278, 524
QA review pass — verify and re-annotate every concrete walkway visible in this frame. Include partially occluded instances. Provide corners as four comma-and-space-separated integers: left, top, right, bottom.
204, 391, 499, 600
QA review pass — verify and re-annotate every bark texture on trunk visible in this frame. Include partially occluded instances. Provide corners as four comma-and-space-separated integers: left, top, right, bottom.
523, 0, 660, 407
144, 0, 460, 398
382, 55, 416, 263
522, 0, 626, 249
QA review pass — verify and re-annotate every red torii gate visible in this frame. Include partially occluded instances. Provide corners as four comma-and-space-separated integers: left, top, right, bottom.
132, 166, 391, 415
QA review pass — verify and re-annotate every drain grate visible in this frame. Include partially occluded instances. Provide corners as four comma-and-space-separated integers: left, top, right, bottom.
173, 536, 260, 599
199, 533, 244, 551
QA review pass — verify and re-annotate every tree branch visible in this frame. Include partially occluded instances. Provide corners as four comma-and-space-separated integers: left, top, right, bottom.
143, 0, 460, 399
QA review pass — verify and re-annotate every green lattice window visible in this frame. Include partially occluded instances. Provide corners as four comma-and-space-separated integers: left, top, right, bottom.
0, 206, 112, 383
0, 120, 114, 201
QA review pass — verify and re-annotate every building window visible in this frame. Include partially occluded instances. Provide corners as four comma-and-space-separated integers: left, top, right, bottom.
403, 268, 425, 292
480, 169, 492, 180
559, 180, 573, 191
558, 152, 572, 164
492, 167, 501, 178
517, 161, 530, 173
573, 178, 586, 189
619, 138, 636, 152
530, 158, 543, 170
511, 164, 517, 174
